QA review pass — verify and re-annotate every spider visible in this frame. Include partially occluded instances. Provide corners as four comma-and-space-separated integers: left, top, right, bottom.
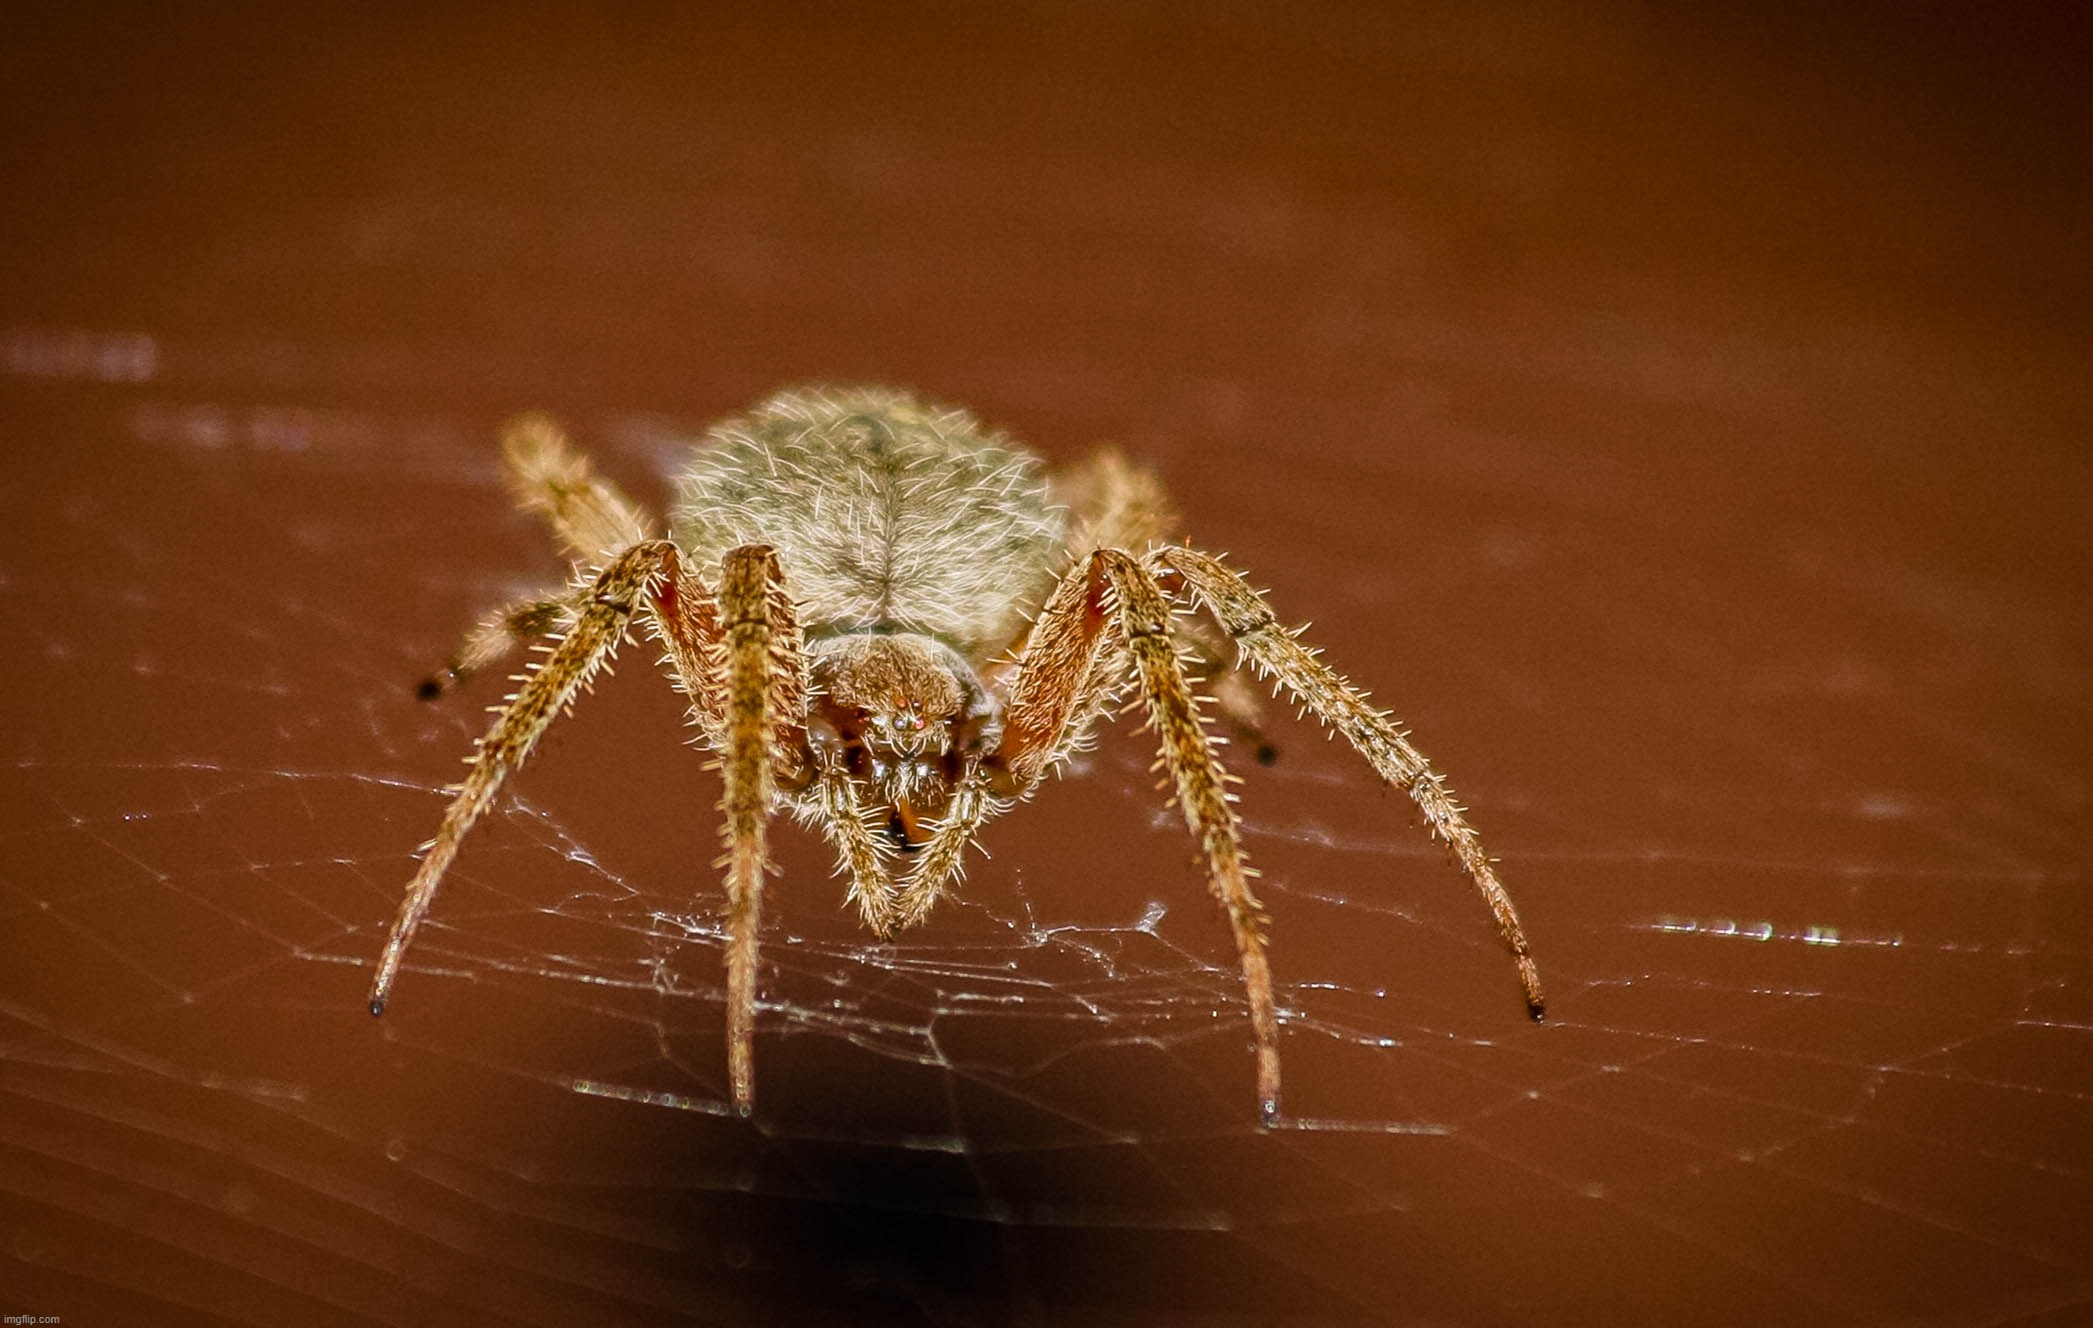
368, 385, 1544, 1123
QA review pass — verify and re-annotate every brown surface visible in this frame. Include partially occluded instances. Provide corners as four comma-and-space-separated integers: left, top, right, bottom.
3, 5, 2089, 1326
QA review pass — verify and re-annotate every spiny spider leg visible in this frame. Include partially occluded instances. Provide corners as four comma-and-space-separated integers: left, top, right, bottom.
810, 754, 898, 936
419, 416, 658, 700
645, 559, 729, 747
995, 553, 1117, 789
417, 593, 575, 700
891, 768, 996, 930
501, 413, 655, 562
1096, 550, 1282, 1123
370, 538, 678, 1016
714, 544, 806, 1114
1151, 545, 1546, 1021
756, 557, 809, 788
993, 549, 1283, 1122
1053, 448, 1272, 757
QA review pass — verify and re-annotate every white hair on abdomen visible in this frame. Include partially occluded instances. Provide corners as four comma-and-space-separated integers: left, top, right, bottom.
670, 385, 1066, 654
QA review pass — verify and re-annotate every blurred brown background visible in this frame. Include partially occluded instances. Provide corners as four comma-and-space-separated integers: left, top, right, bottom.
2, 4, 2088, 1325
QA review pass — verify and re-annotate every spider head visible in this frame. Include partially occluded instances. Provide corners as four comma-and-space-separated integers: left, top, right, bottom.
805, 633, 999, 848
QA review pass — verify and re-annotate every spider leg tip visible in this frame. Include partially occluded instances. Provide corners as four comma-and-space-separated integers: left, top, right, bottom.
368, 997, 388, 1018
1528, 1000, 1547, 1023
1258, 1096, 1281, 1128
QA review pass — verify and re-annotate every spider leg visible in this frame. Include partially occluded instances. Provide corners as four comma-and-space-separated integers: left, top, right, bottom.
369, 538, 679, 1016
714, 543, 806, 1114
809, 755, 899, 936
416, 591, 577, 700
501, 413, 655, 564
993, 549, 1283, 1123
1150, 545, 1545, 1021
1050, 448, 1272, 759
416, 418, 654, 699
890, 768, 997, 930
1097, 551, 1283, 1124
1205, 666, 1277, 766
993, 553, 1122, 789
1052, 446, 1176, 556
644, 557, 729, 748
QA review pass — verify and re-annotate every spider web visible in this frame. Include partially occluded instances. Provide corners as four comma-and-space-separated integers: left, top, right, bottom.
2, 322, 2087, 1326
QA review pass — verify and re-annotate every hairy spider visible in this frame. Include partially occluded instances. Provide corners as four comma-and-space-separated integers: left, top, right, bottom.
369, 385, 1544, 1123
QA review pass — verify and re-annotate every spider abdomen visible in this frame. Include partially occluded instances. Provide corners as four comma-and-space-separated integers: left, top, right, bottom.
670, 385, 1064, 653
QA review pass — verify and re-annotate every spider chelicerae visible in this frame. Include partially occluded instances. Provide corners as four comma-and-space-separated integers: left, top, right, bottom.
369, 385, 1544, 1122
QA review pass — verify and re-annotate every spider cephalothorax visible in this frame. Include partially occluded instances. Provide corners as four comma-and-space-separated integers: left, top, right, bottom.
370, 385, 1544, 1123
800, 631, 1001, 850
